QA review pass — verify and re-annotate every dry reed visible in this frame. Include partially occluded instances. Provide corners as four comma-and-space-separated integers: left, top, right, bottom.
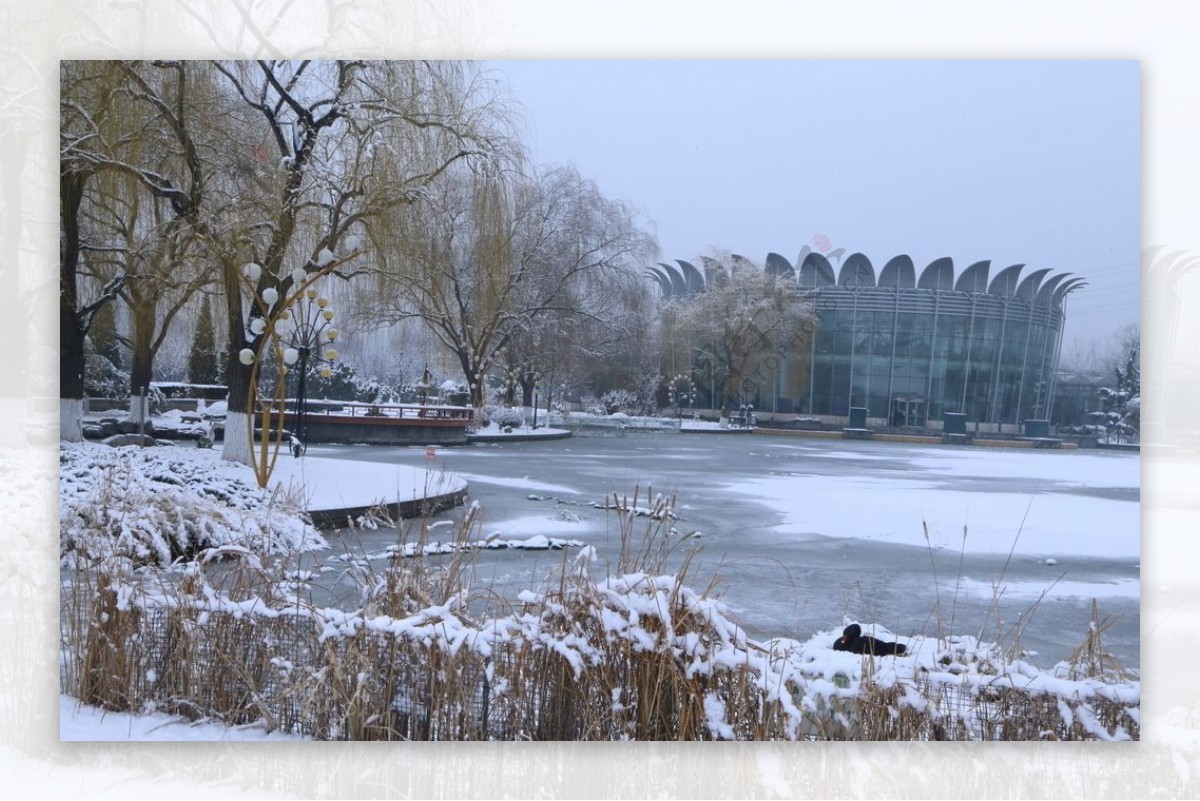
60, 487, 1139, 741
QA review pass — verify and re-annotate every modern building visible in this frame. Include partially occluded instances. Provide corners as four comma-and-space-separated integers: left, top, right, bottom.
648, 252, 1085, 427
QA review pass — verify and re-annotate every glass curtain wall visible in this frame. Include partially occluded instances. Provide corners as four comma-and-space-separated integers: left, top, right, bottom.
796, 287, 1064, 424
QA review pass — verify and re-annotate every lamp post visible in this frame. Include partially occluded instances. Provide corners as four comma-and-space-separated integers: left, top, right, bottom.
236, 249, 359, 487
280, 279, 339, 456
419, 366, 432, 406
668, 373, 694, 420
526, 369, 542, 428
773, 364, 779, 415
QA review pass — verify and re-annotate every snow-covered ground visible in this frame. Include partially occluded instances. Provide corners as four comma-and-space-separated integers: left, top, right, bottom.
58, 695, 306, 742
269, 451, 466, 511
735, 445, 1139, 557
467, 423, 572, 442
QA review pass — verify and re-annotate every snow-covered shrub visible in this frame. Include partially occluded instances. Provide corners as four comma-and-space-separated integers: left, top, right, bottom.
483, 405, 525, 429
358, 376, 401, 404
580, 394, 605, 416
439, 380, 470, 406
599, 388, 638, 415
84, 346, 129, 399
305, 362, 400, 404
59, 442, 326, 567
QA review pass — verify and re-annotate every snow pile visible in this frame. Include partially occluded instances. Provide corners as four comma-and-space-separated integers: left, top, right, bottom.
59, 695, 305, 742
763, 625, 1140, 741
268, 454, 466, 511
383, 535, 585, 558
552, 411, 681, 434
60, 442, 326, 565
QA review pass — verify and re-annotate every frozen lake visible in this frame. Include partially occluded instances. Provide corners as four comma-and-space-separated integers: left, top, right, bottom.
307, 432, 1140, 670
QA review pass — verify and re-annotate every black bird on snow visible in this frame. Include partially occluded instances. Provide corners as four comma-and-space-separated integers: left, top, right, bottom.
832, 623, 907, 656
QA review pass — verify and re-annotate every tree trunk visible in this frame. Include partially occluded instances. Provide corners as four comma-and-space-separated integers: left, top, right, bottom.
127, 299, 156, 418
221, 410, 253, 466
219, 255, 254, 464
456, 349, 486, 411
60, 170, 87, 442
60, 303, 87, 442
220, 142, 303, 465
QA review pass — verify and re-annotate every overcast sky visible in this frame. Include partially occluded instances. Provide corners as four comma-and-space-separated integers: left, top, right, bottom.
485, 60, 1140, 354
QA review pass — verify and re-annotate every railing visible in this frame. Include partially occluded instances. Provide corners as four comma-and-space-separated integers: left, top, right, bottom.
288, 401, 474, 421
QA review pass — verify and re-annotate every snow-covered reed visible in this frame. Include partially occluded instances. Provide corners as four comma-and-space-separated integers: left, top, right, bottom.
59, 442, 326, 566
59, 486, 1138, 741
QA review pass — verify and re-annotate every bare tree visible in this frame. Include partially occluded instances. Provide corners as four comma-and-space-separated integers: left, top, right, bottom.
358, 162, 656, 412
77, 167, 213, 420
60, 62, 134, 439
204, 60, 515, 464
60, 61, 222, 435
665, 251, 814, 412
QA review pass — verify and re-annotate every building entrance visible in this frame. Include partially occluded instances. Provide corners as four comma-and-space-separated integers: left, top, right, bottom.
890, 396, 926, 427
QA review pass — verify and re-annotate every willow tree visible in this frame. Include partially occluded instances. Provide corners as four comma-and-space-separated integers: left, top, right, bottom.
60, 61, 228, 436
60, 61, 123, 439
358, 162, 655, 413
78, 166, 213, 420
204, 60, 515, 465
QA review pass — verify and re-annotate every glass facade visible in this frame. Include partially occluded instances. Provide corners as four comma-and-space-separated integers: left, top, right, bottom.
651, 255, 1084, 427
792, 286, 1067, 423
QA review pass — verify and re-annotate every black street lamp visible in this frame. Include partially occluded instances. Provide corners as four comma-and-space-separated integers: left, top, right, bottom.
526, 370, 543, 428
668, 373, 694, 420
281, 280, 339, 456
419, 365, 432, 406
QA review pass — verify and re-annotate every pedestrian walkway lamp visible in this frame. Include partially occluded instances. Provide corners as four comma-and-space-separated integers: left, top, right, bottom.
419, 366, 432, 406
237, 251, 355, 487
281, 280, 339, 456
668, 374, 695, 419
525, 369, 542, 428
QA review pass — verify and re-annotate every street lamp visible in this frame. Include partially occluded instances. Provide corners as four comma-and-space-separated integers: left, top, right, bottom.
235, 249, 360, 488
668, 373, 695, 420
280, 278, 339, 456
419, 365, 433, 406
524, 369, 542, 428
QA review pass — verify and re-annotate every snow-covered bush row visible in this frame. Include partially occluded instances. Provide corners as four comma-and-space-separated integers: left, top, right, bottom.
550, 412, 681, 434
60, 442, 327, 566
63, 544, 1139, 741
